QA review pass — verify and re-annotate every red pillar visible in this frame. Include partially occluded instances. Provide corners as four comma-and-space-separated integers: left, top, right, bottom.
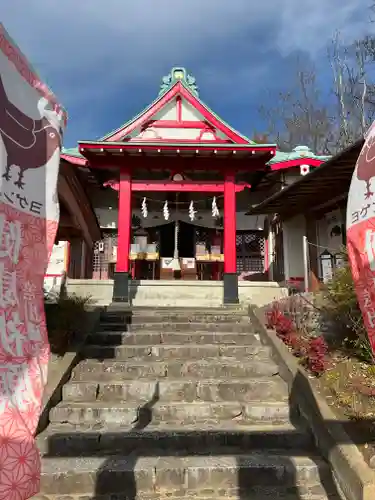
223, 171, 239, 303
113, 168, 131, 303
263, 217, 270, 280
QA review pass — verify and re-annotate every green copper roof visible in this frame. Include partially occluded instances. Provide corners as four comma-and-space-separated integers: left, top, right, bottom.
61, 147, 84, 158
267, 145, 330, 165
159, 67, 199, 96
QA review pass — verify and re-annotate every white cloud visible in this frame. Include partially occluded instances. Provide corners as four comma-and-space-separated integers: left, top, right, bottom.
276, 1, 371, 55
3, 1, 369, 75
1, 1, 370, 143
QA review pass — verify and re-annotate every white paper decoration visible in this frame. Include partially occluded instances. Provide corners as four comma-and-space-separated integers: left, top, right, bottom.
212, 196, 220, 218
141, 197, 148, 218
188, 201, 197, 221
163, 200, 169, 220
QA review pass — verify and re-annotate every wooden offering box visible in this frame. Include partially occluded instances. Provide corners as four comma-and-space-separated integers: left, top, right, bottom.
160, 257, 175, 280
181, 258, 197, 280
195, 242, 210, 263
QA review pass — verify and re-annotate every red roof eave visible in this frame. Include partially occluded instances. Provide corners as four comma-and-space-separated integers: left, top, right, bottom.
78, 142, 277, 154
270, 158, 325, 171
61, 153, 87, 166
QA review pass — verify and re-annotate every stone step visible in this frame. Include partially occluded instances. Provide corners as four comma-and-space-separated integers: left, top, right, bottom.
101, 310, 249, 324
72, 359, 279, 381
32, 492, 342, 500
49, 401, 291, 426
98, 322, 252, 333
38, 452, 333, 496
62, 378, 288, 403
86, 330, 261, 347
131, 305, 246, 310
37, 422, 313, 457
129, 293, 226, 300
130, 313, 249, 322
81, 343, 269, 362
132, 299, 226, 307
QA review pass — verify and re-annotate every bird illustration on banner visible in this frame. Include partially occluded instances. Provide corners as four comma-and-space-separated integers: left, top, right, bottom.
0, 75, 63, 189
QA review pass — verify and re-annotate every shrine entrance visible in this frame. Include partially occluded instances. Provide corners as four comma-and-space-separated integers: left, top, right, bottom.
72, 66, 278, 304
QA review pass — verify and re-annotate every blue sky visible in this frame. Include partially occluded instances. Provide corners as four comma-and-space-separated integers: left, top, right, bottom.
2, 1, 373, 149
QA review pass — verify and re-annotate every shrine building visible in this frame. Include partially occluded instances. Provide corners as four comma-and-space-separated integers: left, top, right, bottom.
57, 67, 328, 306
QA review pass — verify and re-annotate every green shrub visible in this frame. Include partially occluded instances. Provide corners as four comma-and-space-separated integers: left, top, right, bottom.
320, 250, 372, 362
45, 293, 94, 356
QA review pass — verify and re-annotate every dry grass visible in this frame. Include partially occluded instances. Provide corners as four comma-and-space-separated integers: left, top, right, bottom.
316, 353, 375, 465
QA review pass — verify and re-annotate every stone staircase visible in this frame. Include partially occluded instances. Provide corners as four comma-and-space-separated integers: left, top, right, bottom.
35, 307, 342, 499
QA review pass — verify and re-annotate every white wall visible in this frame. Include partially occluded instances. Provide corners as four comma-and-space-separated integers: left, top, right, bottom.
44, 241, 68, 293
282, 215, 306, 280
45, 241, 68, 275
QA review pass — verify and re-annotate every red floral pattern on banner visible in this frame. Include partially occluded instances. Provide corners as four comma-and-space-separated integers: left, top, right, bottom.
0, 25, 64, 498
347, 218, 375, 353
0, 202, 57, 499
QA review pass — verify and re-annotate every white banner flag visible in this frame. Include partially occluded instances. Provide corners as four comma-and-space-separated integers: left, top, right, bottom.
0, 24, 66, 499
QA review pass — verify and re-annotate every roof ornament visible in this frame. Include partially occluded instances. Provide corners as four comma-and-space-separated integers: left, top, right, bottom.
159, 67, 199, 96
292, 145, 312, 157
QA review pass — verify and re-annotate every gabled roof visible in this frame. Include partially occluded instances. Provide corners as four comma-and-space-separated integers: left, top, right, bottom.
100, 67, 258, 145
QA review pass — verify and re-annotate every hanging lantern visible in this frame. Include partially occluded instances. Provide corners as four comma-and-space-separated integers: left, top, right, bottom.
163, 200, 169, 220
189, 200, 197, 221
212, 196, 220, 218
141, 197, 148, 218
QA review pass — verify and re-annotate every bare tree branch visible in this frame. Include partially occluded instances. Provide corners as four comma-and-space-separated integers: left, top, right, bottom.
259, 31, 375, 155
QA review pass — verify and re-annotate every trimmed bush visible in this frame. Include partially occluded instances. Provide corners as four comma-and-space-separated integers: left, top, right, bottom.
45, 293, 94, 356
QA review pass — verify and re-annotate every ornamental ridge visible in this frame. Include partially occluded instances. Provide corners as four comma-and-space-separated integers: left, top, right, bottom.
159, 67, 199, 96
